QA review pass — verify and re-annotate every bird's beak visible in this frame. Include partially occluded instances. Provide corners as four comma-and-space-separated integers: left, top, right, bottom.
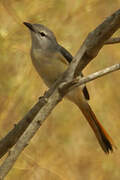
23, 22, 35, 32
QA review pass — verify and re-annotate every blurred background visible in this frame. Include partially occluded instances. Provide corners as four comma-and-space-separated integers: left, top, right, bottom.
0, 0, 120, 179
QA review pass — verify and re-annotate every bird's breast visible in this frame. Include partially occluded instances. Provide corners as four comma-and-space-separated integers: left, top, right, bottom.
31, 49, 67, 87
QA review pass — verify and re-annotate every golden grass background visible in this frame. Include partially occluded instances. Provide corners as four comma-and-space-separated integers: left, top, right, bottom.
0, 0, 120, 179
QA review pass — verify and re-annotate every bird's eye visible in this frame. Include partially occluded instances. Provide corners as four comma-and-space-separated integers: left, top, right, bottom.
39, 32, 46, 37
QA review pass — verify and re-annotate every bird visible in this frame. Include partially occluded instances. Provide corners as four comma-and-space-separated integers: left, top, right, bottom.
24, 22, 115, 153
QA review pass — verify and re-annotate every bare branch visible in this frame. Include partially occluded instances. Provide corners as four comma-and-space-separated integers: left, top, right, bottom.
69, 9, 120, 77
0, 64, 120, 179
105, 37, 120, 44
59, 64, 120, 94
0, 97, 47, 159
0, 86, 63, 179
0, 9, 120, 179
1, 10, 120, 160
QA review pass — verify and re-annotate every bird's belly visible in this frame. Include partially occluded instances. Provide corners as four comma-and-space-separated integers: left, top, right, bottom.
32, 55, 67, 87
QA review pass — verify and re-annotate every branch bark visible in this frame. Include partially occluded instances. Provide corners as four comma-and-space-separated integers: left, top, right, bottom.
0, 98, 46, 159
0, 9, 120, 179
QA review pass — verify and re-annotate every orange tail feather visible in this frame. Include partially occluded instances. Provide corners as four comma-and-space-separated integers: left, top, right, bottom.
78, 101, 115, 153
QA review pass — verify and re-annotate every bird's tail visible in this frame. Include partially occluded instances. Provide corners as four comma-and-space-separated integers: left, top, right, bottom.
77, 101, 115, 153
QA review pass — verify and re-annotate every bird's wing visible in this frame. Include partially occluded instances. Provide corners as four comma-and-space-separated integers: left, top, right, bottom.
59, 45, 90, 100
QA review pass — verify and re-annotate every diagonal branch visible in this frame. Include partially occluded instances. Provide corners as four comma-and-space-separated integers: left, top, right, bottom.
0, 98, 47, 159
0, 63, 120, 180
68, 9, 120, 77
0, 9, 120, 179
0, 10, 120, 160
0, 64, 119, 160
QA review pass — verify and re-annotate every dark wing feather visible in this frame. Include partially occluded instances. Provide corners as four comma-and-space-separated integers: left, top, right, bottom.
59, 45, 90, 100
59, 45, 73, 63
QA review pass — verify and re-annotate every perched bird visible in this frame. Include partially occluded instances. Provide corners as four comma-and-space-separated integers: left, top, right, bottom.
24, 22, 114, 153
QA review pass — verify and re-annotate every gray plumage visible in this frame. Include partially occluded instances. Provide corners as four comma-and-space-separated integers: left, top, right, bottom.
24, 22, 90, 100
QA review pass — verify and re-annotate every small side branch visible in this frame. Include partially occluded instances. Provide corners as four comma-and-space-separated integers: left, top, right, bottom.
105, 37, 120, 45
59, 64, 120, 94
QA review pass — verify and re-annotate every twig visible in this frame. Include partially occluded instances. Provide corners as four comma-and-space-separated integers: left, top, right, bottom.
105, 37, 120, 44
0, 9, 120, 179
59, 64, 120, 94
